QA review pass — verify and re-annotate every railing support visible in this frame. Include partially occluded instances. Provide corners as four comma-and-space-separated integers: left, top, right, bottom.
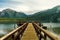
39, 30, 42, 40
42, 26, 47, 40
32, 23, 60, 40
0, 23, 28, 40
12, 34, 15, 40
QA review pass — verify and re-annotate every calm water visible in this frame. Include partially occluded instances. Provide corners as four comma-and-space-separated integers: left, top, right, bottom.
42, 23, 60, 37
0, 24, 18, 37
0, 23, 60, 37
42, 23, 60, 28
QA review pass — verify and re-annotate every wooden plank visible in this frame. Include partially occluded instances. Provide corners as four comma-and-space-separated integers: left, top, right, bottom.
21, 23, 39, 40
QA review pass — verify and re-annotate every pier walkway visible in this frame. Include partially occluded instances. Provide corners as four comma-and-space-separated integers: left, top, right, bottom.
21, 23, 39, 40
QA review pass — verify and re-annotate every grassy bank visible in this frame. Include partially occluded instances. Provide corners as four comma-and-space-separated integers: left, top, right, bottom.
0, 18, 27, 23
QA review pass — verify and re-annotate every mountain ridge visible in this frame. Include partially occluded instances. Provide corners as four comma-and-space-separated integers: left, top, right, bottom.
0, 8, 27, 18
29, 5, 60, 22
0, 5, 60, 22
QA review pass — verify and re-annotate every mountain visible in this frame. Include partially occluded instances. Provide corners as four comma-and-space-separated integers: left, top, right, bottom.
0, 9, 27, 18
29, 5, 60, 22
0, 5, 60, 23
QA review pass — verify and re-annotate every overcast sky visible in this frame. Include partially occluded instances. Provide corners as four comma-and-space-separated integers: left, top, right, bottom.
0, 0, 60, 15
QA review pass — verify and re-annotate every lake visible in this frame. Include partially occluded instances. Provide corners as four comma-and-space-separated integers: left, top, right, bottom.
0, 23, 60, 38
0, 24, 18, 37
42, 23, 60, 37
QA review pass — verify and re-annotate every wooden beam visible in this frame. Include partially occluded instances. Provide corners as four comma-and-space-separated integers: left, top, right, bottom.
33, 23, 60, 40
0, 23, 28, 40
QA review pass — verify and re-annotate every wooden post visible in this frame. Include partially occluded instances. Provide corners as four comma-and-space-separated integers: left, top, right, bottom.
42, 26, 47, 40
39, 29, 42, 40
12, 34, 15, 40
44, 33, 47, 40
39, 23, 43, 40
33, 23, 60, 40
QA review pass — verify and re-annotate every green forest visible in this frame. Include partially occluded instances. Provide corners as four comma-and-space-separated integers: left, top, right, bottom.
0, 5, 60, 23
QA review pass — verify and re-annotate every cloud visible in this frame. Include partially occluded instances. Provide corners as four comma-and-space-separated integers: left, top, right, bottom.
0, 8, 7, 11
0, 0, 60, 14
11, 5, 30, 12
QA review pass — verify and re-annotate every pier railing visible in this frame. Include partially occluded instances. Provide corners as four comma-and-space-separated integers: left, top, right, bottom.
0, 23, 28, 40
0, 22, 60, 40
32, 23, 60, 40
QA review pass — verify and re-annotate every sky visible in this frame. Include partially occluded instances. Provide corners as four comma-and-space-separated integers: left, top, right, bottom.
0, 0, 60, 15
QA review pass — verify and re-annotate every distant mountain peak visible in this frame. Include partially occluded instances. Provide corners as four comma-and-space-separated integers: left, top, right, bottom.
5, 8, 12, 10
53, 5, 60, 9
2, 8, 15, 12
54, 5, 60, 13
0, 8, 27, 18
55, 5, 60, 8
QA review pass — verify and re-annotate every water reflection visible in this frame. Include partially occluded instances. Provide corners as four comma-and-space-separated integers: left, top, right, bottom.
42, 23, 60, 28
0, 24, 17, 37
0, 30, 7, 35
42, 23, 60, 37
0, 23, 60, 37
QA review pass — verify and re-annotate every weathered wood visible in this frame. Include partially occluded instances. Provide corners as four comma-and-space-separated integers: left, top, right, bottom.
44, 33, 47, 40
0, 23, 28, 40
21, 23, 39, 40
33, 23, 45, 40
12, 34, 15, 40
14, 24, 28, 40
42, 26, 47, 40
33, 23, 60, 40
0, 22, 60, 40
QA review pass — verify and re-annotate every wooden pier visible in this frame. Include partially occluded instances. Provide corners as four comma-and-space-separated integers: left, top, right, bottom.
0, 23, 60, 40
21, 23, 38, 40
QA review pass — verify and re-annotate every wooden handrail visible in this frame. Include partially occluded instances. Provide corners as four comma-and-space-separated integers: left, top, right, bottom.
0, 23, 28, 40
33, 23, 60, 40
